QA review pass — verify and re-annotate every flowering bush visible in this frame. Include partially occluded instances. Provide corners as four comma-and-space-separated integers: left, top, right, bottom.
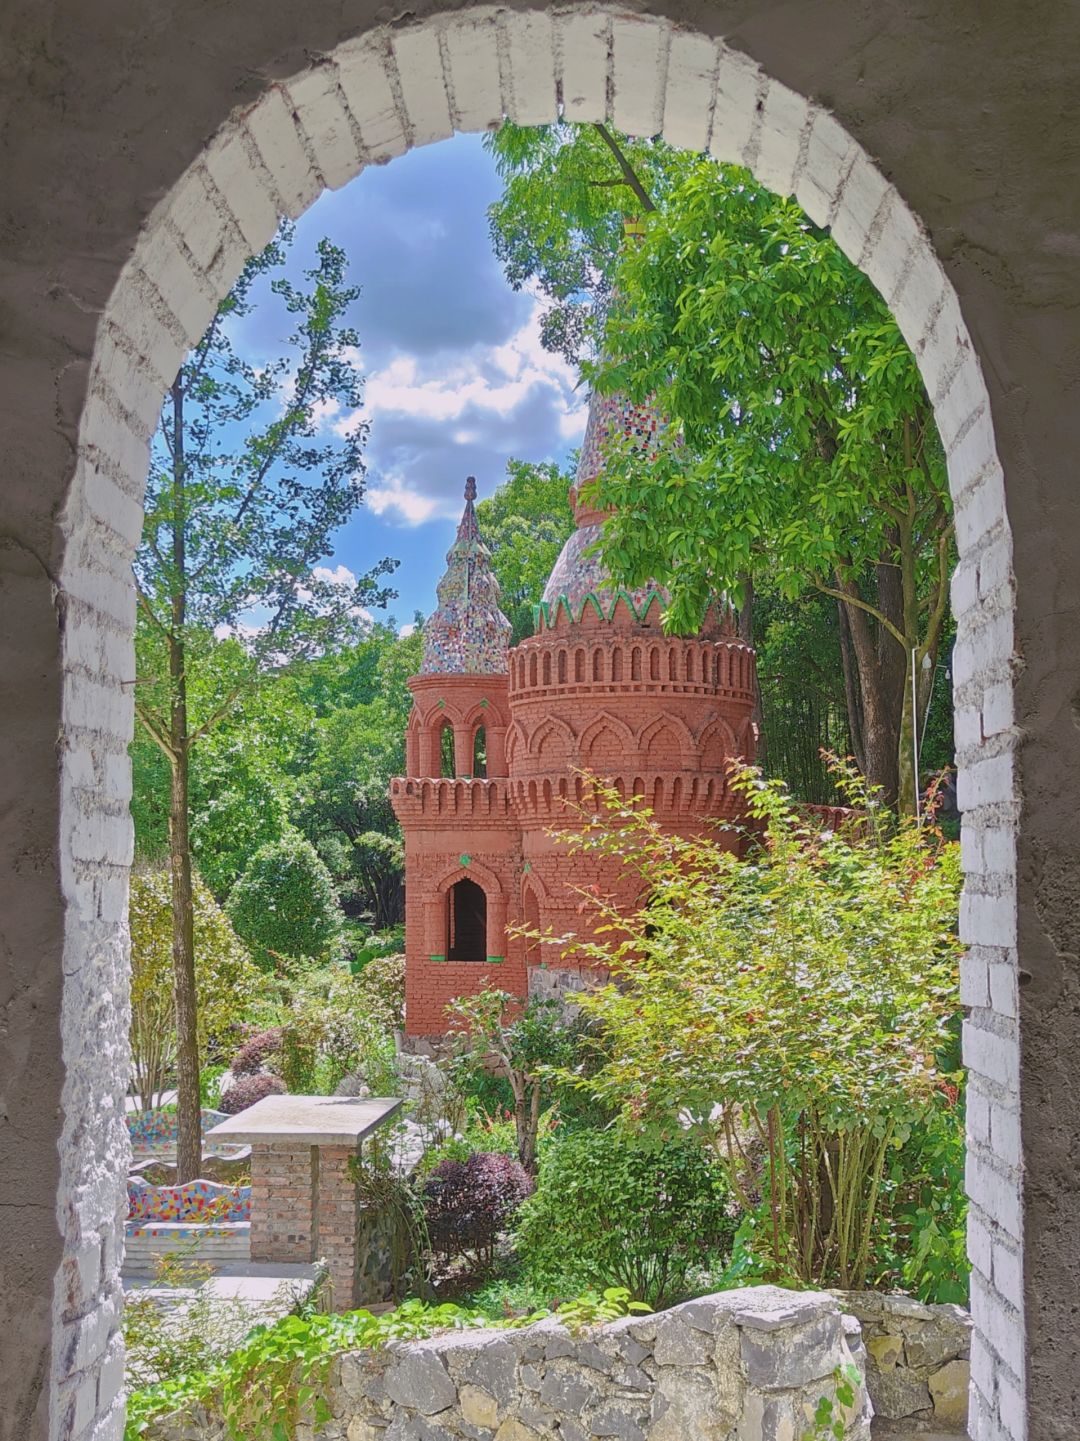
230, 1028, 283, 1077
423, 1152, 533, 1271
557, 759, 962, 1291
220, 1072, 286, 1115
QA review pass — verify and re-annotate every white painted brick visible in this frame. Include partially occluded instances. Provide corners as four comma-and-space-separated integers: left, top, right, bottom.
90, 330, 166, 439
992, 1236, 1023, 1311
955, 464, 1007, 554
991, 1100, 1022, 1167
967, 1085, 991, 1146
611, 14, 669, 138
794, 107, 852, 227
961, 887, 1016, 949
336, 40, 409, 163
967, 1206, 993, 1278
64, 562, 137, 631
952, 611, 1013, 688
63, 671, 135, 743
556, 8, 608, 123
105, 273, 183, 392
662, 32, 718, 152
245, 86, 321, 219
204, 124, 281, 254
286, 64, 363, 191
164, 165, 247, 298
978, 534, 1012, 600
948, 406, 1001, 499
64, 614, 132, 684
970, 1268, 1025, 1373
981, 824, 1016, 876
79, 402, 151, 503
950, 557, 979, 617
954, 701, 982, 752
918, 326, 966, 413
938, 354, 988, 453
393, 26, 453, 145
442, 14, 503, 132
829, 148, 891, 264
497, 10, 556, 129
863, 190, 924, 306
981, 681, 1014, 739
963, 1019, 1019, 1093
891, 242, 947, 356
753, 79, 808, 198
134, 221, 217, 352
82, 463, 144, 553
960, 950, 991, 1008
709, 45, 761, 164
996, 1357, 1025, 1438
988, 960, 1018, 1022
969, 1327, 997, 1402
957, 749, 1014, 812
103, 752, 133, 807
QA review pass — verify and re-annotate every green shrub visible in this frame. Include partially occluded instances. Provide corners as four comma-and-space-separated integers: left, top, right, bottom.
515, 1129, 734, 1309
129, 866, 260, 1113
560, 759, 962, 1291
351, 950, 405, 1032
226, 830, 343, 970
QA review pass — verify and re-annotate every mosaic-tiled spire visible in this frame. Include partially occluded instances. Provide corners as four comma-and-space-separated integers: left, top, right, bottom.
421, 477, 511, 675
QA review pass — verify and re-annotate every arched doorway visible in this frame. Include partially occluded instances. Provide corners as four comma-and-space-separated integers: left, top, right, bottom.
4, 7, 1050, 1438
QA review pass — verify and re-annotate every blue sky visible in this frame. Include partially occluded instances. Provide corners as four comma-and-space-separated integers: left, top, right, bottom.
232, 134, 586, 631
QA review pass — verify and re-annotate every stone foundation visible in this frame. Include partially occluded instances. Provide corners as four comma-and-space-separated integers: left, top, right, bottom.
835, 1293, 971, 1432
143, 1286, 874, 1441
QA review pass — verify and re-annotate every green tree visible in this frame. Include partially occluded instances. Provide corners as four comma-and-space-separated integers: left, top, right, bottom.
134, 231, 393, 1178
555, 765, 962, 1290
226, 830, 343, 970
487, 123, 953, 812
129, 866, 259, 1115
475, 458, 577, 641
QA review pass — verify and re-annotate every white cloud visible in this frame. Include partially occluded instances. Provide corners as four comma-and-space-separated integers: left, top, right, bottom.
312, 563, 357, 586
398, 622, 418, 638
335, 295, 588, 437
366, 472, 458, 527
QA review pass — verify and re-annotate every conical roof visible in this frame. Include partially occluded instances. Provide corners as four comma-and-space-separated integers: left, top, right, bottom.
540, 385, 670, 621
421, 477, 511, 674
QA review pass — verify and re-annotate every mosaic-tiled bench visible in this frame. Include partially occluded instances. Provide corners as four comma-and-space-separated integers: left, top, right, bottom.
123, 1178, 252, 1276
127, 1107, 239, 1155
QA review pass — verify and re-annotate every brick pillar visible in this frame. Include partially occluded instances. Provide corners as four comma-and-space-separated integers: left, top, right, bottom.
487, 725, 507, 777
488, 894, 508, 963
249, 1143, 314, 1263
453, 722, 473, 776
313, 1144, 359, 1311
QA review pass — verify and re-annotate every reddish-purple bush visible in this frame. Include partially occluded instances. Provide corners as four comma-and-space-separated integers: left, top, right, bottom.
230, 1028, 283, 1076
423, 1151, 532, 1270
220, 1072, 286, 1114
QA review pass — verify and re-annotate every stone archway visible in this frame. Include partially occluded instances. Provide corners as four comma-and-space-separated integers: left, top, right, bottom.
6, 5, 1064, 1439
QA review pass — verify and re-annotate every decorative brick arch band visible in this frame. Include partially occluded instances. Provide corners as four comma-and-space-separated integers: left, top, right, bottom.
48, 7, 1019, 1440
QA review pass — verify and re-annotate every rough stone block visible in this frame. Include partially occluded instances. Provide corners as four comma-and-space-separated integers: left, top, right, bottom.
740, 1313, 843, 1390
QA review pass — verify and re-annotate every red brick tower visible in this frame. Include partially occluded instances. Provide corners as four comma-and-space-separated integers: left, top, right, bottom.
394, 404, 758, 1036
391, 478, 522, 1037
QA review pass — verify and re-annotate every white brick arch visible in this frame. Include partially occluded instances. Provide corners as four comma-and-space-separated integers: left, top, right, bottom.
59, 7, 1020, 1439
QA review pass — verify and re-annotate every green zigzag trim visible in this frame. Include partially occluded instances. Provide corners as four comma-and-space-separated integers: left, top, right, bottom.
534, 588, 670, 630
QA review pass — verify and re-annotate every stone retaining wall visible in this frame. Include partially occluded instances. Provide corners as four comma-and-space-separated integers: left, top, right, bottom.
145, 1285, 874, 1441
835, 1293, 971, 1433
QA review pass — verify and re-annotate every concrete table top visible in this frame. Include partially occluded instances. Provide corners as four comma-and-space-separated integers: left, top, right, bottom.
205, 1095, 403, 1147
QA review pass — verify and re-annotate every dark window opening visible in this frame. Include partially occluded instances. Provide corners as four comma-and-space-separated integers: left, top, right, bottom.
473, 725, 487, 778
440, 721, 455, 777
447, 878, 487, 961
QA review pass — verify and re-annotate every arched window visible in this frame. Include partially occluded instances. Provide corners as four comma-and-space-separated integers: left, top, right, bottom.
529, 654, 538, 687
592, 649, 603, 682
447, 878, 486, 962
575, 649, 586, 682
668, 650, 678, 681
631, 646, 642, 680
611, 648, 623, 681
472, 725, 487, 778
542, 652, 552, 686
557, 649, 567, 683
650, 647, 660, 681
439, 720, 454, 778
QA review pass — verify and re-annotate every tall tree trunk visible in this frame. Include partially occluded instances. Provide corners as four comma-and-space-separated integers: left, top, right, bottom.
736, 573, 765, 766
836, 600, 866, 775
169, 372, 202, 1183
832, 572, 902, 805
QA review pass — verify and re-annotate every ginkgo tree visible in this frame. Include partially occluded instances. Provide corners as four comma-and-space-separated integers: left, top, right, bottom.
134, 231, 394, 1179
488, 123, 954, 812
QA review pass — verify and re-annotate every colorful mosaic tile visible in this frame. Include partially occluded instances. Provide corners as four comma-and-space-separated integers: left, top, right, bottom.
126, 1108, 229, 1153
421, 476, 512, 675
127, 1177, 251, 1223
